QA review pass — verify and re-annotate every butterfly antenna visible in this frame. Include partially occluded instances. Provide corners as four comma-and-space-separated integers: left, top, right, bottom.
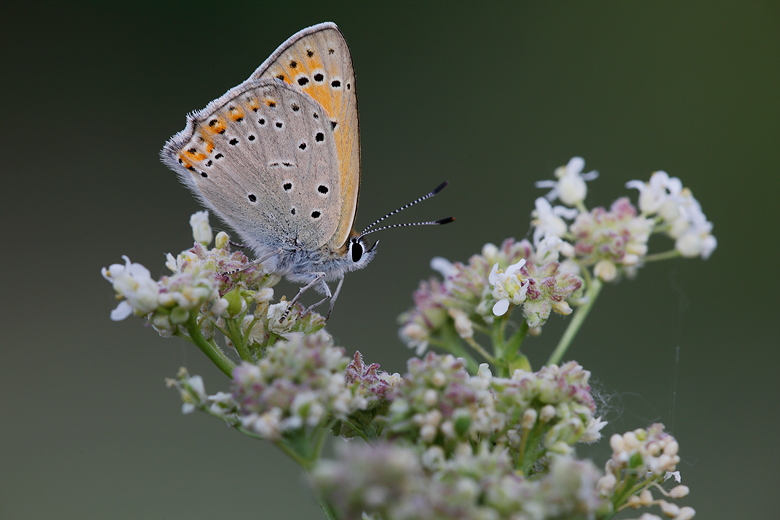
359, 217, 454, 239
360, 181, 451, 235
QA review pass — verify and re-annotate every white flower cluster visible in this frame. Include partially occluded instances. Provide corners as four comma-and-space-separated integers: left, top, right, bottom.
387, 353, 603, 459
231, 332, 368, 440
166, 368, 238, 418
399, 238, 584, 353
313, 441, 608, 520
535, 156, 599, 207
627, 171, 716, 259
597, 423, 694, 519
102, 254, 218, 333
532, 158, 717, 282
488, 259, 528, 316
102, 211, 316, 342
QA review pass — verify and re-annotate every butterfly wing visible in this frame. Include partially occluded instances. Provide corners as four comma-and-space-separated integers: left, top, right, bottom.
250, 22, 360, 251
161, 79, 344, 257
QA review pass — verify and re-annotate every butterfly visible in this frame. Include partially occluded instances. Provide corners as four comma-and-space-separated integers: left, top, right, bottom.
161, 22, 451, 320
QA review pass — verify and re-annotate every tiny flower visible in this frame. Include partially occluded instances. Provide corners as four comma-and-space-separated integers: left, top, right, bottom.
536, 156, 599, 206
675, 228, 717, 260
102, 256, 160, 320
531, 197, 578, 245
481, 242, 499, 264
581, 416, 608, 443
659, 500, 680, 517
189, 210, 213, 245
597, 473, 617, 495
532, 232, 574, 264
539, 404, 556, 422
570, 197, 654, 273
167, 369, 210, 415
626, 171, 683, 215
215, 231, 229, 249
594, 259, 617, 282
345, 351, 395, 402
522, 409, 537, 430
430, 256, 456, 278
399, 322, 430, 355
489, 259, 528, 316
254, 287, 274, 304
665, 468, 681, 481
518, 262, 583, 327
211, 297, 229, 317
551, 300, 572, 316
477, 363, 493, 380
448, 308, 474, 339
669, 485, 689, 498
266, 301, 294, 334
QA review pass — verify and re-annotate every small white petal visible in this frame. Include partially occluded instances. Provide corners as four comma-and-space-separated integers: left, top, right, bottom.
492, 299, 510, 316
110, 301, 133, 321
505, 258, 526, 276
430, 256, 455, 278
488, 263, 501, 286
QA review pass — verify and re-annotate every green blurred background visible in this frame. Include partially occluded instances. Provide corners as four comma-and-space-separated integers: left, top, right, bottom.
2, 1, 778, 518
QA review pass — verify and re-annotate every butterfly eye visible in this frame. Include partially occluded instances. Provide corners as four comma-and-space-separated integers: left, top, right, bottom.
351, 240, 363, 263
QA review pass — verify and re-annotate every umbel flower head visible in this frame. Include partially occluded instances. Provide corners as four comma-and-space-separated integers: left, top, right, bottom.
312, 440, 610, 520
398, 238, 583, 355
232, 331, 368, 440
385, 352, 603, 460
569, 197, 654, 281
399, 159, 716, 362
106, 159, 706, 520
102, 211, 323, 344
627, 171, 717, 260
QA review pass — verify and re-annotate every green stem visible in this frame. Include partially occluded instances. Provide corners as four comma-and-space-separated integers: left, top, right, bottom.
547, 278, 603, 366
465, 337, 496, 364
225, 317, 251, 362
442, 339, 479, 374
644, 249, 682, 262
503, 320, 529, 360
182, 313, 235, 377
433, 327, 479, 373
491, 315, 513, 376
492, 315, 508, 358
341, 418, 372, 442
273, 438, 312, 469
304, 470, 339, 520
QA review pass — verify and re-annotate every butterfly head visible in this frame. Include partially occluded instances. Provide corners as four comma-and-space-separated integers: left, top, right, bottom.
346, 232, 378, 270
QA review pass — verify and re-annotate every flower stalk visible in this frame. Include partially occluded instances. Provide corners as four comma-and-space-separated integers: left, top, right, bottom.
180, 312, 235, 378
548, 277, 603, 366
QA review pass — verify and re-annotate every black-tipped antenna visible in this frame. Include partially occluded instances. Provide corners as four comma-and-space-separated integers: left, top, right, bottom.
359, 217, 454, 239
360, 181, 450, 235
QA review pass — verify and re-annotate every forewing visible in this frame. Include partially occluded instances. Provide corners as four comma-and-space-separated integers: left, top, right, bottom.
161, 80, 341, 253
250, 22, 360, 250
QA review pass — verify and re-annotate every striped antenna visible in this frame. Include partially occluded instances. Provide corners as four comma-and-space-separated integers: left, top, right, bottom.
359, 181, 451, 235
359, 217, 454, 239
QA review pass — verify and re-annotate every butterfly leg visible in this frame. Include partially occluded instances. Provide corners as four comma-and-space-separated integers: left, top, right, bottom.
280, 272, 329, 322
302, 275, 344, 319
225, 249, 282, 275
253, 248, 283, 267
325, 276, 345, 320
